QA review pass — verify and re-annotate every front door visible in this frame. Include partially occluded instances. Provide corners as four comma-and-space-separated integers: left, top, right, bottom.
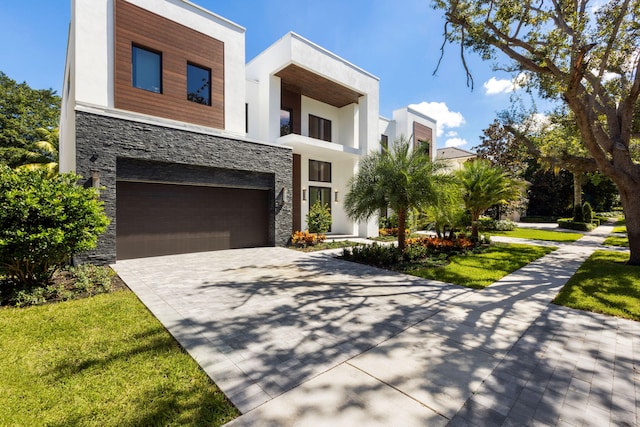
309, 186, 332, 232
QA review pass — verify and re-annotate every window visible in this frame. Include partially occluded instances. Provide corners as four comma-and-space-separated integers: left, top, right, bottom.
309, 160, 331, 182
309, 114, 331, 142
187, 63, 211, 105
132, 45, 162, 93
381, 134, 389, 152
245, 103, 249, 133
280, 109, 293, 136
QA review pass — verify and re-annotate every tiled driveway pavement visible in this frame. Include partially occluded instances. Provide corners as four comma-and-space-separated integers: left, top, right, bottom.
113, 231, 639, 426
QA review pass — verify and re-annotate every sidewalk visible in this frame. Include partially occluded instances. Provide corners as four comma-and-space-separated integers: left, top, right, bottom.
225, 224, 638, 426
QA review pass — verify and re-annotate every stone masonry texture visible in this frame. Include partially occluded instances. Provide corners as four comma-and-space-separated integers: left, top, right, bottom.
74, 110, 292, 264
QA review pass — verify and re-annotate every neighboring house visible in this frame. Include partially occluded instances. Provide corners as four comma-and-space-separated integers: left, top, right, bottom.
436, 147, 477, 171
60, 0, 437, 262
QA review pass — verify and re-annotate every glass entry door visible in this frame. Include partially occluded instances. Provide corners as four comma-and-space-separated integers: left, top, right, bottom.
308, 186, 332, 232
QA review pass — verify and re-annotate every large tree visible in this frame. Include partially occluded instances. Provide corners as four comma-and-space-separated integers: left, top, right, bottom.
345, 137, 454, 250
0, 72, 60, 167
435, 0, 640, 264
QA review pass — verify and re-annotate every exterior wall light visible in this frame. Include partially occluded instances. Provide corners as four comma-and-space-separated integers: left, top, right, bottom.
302, 188, 307, 202
334, 190, 339, 203
91, 170, 101, 188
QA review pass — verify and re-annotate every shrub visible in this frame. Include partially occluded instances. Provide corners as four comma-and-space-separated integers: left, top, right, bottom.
477, 216, 496, 231
291, 230, 326, 246
558, 218, 596, 232
0, 167, 109, 292
342, 243, 403, 267
582, 202, 593, 224
494, 219, 518, 231
307, 201, 332, 234
379, 227, 410, 237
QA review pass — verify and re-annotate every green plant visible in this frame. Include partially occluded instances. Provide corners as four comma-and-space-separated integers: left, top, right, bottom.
306, 200, 332, 235
573, 204, 585, 223
582, 202, 593, 224
494, 219, 518, 231
558, 218, 596, 232
0, 166, 110, 291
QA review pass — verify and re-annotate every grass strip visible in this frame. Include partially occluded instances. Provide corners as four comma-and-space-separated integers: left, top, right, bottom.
603, 235, 629, 247
0, 291, 239, 426
404, 243, 555, 289
490, 228, 583, 242
553, 251, 639, 321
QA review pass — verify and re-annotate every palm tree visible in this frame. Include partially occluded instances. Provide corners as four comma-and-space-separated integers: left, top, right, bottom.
456, 159, 524, 240
17, 127, 59, 178
345, 136, 454, 251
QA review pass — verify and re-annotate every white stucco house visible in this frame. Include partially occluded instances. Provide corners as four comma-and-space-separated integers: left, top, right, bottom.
60, 0, 438, 262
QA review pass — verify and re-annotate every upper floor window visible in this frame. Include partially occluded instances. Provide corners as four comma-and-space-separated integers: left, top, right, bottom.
187, 63, 211, 106
309, 160, 331, 182
280, 109, 293, 136
381, 134, 389, 152
309, 114, 331, 142
132, 45, 162, 93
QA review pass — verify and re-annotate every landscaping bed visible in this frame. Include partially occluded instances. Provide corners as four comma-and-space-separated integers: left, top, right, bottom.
341, 238, 555, 289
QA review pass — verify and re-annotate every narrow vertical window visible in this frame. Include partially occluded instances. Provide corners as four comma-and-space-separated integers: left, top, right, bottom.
187, 63, 211, 105
132, 45, 162, 93
245, 103, 249, 133
381, 134, 389, 152
280, 109, 293, 136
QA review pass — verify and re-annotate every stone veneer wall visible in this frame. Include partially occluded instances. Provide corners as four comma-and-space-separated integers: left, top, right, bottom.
74, 110, 292, 264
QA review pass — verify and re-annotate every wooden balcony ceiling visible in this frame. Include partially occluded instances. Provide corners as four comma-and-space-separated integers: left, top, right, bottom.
276, 64, 363, 108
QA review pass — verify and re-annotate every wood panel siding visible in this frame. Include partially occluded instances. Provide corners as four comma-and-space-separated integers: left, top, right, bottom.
292, 154, 301, 232
281, 86, 302, 135
413, 122, 433, 156
276, 64, 362, 108
114, 0, 224, 129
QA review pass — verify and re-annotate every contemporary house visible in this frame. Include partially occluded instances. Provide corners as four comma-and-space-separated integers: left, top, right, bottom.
60, 0, 437, 262
436, 147, 477, 171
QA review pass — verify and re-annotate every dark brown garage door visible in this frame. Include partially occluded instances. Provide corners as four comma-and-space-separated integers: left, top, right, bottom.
116, 181, 270, 260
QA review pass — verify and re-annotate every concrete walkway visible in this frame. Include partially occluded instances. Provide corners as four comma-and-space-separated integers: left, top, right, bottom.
112, 224, 639, 426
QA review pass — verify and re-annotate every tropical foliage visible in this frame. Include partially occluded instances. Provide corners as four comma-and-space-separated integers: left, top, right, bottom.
433, 0, 640, 264
0, 72, 60, 168
0, 166, 109, 292
344, 137, 454, 250
456, 159, 525, 239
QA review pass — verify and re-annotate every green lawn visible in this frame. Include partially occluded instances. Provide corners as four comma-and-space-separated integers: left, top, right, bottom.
554, 251, 640, 321
0, 291, 239, 426
404, 243, 556, 289
612, 218, 627, 233
490, 227, 584, 242
603, 235, 630, 247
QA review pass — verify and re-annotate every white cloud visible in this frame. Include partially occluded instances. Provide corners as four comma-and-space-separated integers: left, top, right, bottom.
445, 130, 458, 137
483, 73, 527, 95
445, 137, 467, 147
409, 101, 465, 137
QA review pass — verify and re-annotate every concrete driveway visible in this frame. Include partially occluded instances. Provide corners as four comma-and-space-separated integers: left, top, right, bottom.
113, 236, 639, 426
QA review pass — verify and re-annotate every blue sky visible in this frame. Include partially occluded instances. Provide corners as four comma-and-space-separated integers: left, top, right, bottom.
0, 0, 530, 151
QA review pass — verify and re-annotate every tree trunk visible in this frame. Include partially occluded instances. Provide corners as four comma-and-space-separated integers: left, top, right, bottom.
573, 173, 583, 210
471, 213, 479, 241
397, 208, 407, 251
619, 187, 640, 266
